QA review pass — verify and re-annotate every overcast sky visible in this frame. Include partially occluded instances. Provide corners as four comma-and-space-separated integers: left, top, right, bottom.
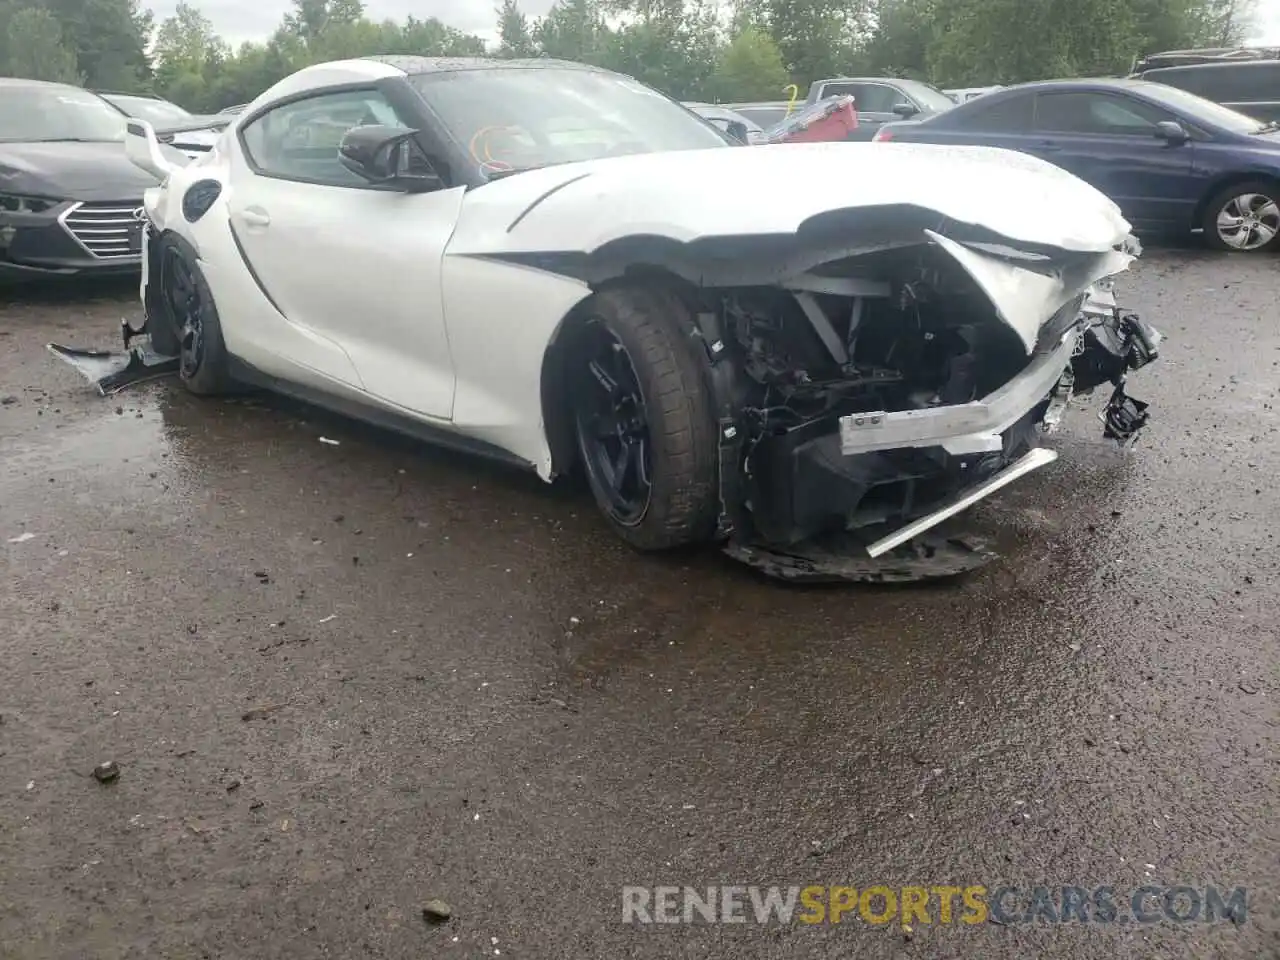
167, 0, 1280, 52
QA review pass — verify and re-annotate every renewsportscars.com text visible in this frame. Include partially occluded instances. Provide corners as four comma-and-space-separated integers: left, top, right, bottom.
621, 884, 1248, 926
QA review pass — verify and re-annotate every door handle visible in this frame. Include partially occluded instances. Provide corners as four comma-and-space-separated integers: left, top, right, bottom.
240, 207, 271, 227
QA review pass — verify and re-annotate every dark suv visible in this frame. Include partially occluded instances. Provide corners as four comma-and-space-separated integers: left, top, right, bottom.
1134, 55, 1280, 123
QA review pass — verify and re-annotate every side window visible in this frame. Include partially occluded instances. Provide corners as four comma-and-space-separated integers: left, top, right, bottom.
853, 84, 906, 113
960, 94, 1034, 132
1034, 92, 1167, 136
240, 88, 411, 187
1146, 67, 1213, 98
817, 82, 860, 100
1210, 64, 1277, 102
1263, 63, 1280, 98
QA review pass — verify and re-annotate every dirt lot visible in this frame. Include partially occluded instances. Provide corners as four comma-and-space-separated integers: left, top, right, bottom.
1, 252, 1277, 960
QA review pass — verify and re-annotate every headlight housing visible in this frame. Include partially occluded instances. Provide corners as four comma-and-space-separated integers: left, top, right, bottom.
0, 193, 58, 215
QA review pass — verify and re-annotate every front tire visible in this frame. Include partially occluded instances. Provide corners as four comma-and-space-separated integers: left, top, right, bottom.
569, 286, 719, 551
1202, 180, 1280, 252
155, 233, 231, 395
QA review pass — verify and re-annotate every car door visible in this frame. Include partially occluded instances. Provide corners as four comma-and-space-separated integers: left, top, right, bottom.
230, 86, 466, 420
1028, 91, 1199, 228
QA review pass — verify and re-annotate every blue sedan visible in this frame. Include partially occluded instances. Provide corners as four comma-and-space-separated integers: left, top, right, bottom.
873, 78, 1280, 252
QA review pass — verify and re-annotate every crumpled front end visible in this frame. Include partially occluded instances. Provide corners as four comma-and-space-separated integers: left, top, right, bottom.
687, 226, 1162, 582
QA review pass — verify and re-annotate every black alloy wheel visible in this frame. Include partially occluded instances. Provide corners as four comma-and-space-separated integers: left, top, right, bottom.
573, 319, 654, 527
161, 245, 206, 380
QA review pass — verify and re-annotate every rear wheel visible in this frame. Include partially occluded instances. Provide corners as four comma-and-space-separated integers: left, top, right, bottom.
569, 286, 719, 551
156, 234, 230, 395
1203, 180, 1280, 252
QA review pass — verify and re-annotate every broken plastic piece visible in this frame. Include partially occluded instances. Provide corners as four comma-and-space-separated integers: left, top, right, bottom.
1101, 385, 1150, 446
46, 342, 179, 396
865, 447, 1058, 557
723, 532, 995, 583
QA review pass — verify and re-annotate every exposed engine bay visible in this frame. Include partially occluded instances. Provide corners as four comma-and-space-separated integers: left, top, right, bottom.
689, 240, 1161, 581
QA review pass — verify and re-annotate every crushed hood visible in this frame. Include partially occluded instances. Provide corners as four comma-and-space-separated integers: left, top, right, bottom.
447, 141, 1133, 258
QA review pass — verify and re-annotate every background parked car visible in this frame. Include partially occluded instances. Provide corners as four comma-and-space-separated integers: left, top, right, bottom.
1132, 45, 1280, 71
216, 103, 248, 117
683, 102, 766, 143
801, 76, 954, 140
99, 91, 228, 159
728, 78, 953, 142
0, 78, 188, 282
1132, 57, 1280, 123
874, 78, 1280, 252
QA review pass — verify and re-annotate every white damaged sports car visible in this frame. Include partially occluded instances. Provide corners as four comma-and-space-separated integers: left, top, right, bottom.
50, 56, 1162, 582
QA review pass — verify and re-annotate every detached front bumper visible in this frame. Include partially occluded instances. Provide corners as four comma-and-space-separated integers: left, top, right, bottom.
1, 199, 144, 281
725, 298, 1162, 582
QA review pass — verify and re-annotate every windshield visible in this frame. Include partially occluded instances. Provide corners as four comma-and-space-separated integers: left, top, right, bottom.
897, 80, 957, 113
0, 85, 126, 143
105, 94, 191, 125
1136, 82, 1267, 133
409, 67, 732, 178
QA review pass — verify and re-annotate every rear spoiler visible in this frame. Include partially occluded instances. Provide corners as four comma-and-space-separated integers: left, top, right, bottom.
125, 119, 176, 180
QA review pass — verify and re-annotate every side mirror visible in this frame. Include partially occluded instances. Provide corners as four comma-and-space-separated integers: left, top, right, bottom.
1154, 120, 1189, 144
338, 124, 443, 192
725, 120, 750, 144
892, 102, 919, 118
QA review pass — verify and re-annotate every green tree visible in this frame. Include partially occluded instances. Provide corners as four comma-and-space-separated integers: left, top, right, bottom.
865, 0, 936, 77
707, 25, 788, 101
43, 0, 151, 90
4, 6, 80, 82
603, 0, 721, 98
496, 0, 535, 56
151, 2, 227, 106
534, 0, 610, 64
739, 0, 872, 83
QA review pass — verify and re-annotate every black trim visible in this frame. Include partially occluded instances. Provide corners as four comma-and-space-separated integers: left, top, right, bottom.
235, 78, 464, 192
182, 179, 222, 222
506, 173, 593, 232
225, 356, 534, 473
227, 221, 289, 319
237, 83, 413, 192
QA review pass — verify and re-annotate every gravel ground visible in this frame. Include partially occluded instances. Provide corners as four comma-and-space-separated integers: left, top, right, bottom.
1, 251, 1277, 960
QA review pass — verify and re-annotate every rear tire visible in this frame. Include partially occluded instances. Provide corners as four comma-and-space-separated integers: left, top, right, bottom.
155, 233, 231, 395
569, 286, 719, 551
1202, 179, 1280, 252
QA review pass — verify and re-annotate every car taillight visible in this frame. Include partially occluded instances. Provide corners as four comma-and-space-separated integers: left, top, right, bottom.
873, 128, 893, 142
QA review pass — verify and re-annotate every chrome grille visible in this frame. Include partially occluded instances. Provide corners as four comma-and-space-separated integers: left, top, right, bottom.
60, 201, 144, 260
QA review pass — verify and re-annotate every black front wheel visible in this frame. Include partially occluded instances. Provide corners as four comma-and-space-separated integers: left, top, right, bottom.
156, 233, 230, 395
569, 287, 719, 551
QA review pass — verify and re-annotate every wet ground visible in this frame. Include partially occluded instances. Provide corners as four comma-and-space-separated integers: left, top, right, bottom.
1, 252, 1277, 960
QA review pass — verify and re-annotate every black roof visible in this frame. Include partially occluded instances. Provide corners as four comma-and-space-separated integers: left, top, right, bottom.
362, 55, 605, 75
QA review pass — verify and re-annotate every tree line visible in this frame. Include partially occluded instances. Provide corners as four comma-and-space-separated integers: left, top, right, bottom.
0, 0, 1256, 113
